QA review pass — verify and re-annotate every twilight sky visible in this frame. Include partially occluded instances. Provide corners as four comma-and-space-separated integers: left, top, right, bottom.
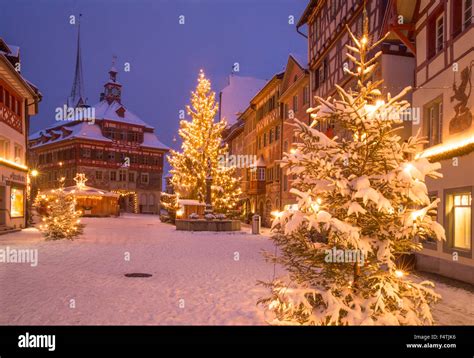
0, 0, 307, 154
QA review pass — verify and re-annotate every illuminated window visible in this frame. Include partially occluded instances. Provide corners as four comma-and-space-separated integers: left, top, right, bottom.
0, 137, 10, 160
446, 192, 471, 250
10, 188, 24, 218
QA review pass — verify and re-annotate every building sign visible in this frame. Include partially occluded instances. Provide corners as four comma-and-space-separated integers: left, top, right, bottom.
1, 172, 26, 185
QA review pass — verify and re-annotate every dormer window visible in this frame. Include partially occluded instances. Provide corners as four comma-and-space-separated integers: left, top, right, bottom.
116, 106, 125, 118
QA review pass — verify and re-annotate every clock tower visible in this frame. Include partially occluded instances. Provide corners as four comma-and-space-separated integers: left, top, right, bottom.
103, 57, 122, 104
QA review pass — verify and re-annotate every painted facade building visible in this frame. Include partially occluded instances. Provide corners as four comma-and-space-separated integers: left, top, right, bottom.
411, 0, 473, 283
0, 38, 41, 230
29, 65, 169, 214
249, 73, 284, 227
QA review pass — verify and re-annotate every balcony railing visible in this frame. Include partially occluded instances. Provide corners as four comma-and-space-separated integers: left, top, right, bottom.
0, 102, 23, 133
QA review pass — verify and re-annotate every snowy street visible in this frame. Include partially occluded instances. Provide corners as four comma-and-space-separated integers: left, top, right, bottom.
0, 214, 472, 326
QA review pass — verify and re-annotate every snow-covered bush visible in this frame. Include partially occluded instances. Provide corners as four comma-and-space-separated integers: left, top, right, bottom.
189, 213, 200, 220
204, 213, 216, 220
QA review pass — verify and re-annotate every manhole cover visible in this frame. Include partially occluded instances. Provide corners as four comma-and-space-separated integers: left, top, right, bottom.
124, 273, 152, 278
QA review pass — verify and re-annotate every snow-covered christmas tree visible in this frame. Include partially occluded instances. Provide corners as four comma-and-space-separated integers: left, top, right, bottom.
36, 177, 84, 240
259, 12, 446, 325
168, 70, 241, 214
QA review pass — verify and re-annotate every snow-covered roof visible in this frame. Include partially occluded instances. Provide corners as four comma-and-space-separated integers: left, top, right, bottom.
7, 44, 19, 58
93, 100, 153, 129
45, 185, 119, 198
220, 75, 266, 126
178, 199, 206, 206
30, 121, 113, 148
30, 100, 169, 150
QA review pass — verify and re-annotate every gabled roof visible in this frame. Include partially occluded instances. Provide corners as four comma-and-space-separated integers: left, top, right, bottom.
0, 38, 41, 104
280, 53, 309, 99
289, 53, 307, 69
219, 75, 267, 126
93, 100, 154, 129
297, 0, 319, 27
249, 71, 284, 105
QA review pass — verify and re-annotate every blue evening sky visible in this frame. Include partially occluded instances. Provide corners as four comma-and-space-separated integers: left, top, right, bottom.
1, 0, 307, 156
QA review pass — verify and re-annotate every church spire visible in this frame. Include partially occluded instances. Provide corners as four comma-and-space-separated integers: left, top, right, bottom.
68, 14, 86, 108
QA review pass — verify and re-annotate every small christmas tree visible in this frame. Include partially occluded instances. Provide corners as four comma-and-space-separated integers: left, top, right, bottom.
160, 192, 179, 223
36, 178, 84, 240
168, 70, 240, 214
259, 12, 446, 325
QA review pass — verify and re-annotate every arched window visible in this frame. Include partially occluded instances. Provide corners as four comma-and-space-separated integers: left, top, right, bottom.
140, 193, 147, 205
148, 193, 155, 205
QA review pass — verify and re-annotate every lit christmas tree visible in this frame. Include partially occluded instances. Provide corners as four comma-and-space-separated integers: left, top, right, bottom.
168, 70, 241, 214
259, 13, 446, 325
36, 177, 84, 240
160, 192, 179, 223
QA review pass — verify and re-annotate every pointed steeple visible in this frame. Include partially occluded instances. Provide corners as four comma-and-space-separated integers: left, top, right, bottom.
68, 14, 86, 108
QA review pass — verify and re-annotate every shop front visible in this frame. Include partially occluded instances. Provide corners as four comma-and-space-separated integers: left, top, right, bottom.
0, 165, 28, 229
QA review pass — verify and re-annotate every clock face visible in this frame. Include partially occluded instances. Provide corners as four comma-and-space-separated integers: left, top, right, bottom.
112, 87, 120, 96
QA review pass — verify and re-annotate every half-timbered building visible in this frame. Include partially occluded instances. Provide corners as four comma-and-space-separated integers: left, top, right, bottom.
297, 0, 416, 140
0, 37, 41, 230
410, 0, 473, 283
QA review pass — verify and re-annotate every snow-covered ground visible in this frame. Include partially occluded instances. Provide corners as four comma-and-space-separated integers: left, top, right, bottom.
0, 214, 472, 325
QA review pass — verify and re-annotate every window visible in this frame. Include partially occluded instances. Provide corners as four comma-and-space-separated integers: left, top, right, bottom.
82, 148, 91, 158
269, 128, 274, 143
10, 188, 24, 218
436, 14, 444, 52
141, 173, 149, 184
303, 85, 310, 105
446, 191, 472, 250
110, 171, 117, 181
293, 95, 298, 113
0, 137, 10, 159
423, 99, 442, 147
95, 171, 102, 180
14, 145, 23, 164
119, 170, 127, 181
129, 172, 135, 182
275, 126, 280, 140
257, 167, 265, 181
465, 0, 473, 29
108, 151, 115, 162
